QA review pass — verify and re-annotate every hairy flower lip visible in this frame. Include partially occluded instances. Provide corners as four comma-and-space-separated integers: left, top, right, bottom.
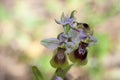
54, 47, 66, 64
50, 47, 69, 68
74, 48, 88, 60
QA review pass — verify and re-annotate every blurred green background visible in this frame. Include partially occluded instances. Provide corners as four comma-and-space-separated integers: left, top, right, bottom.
0, 0, 120, 80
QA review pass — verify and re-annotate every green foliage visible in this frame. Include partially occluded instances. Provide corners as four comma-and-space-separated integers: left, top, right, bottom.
32, 66, 44, 80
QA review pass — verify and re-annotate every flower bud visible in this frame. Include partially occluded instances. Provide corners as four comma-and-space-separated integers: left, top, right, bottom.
50, 47, 69, 68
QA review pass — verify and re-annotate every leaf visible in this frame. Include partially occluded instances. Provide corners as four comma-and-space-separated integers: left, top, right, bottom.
41, 38, 59, 50
32, 66, 44, 80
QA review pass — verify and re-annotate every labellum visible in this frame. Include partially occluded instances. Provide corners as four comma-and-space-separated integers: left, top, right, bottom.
68, 42, 88, 65
50, 47, 69, 68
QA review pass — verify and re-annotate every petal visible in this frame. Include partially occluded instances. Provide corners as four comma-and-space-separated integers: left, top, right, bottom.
89, 35, 97, 42
79, 30, 87, 40
55, 19, 61, 24
70, 10, 76, 18
40, 38, 59, 50
68, 29, 80, 44
55, 19, 69, 26
88, 35, 97, 46
68, 18, 75, 24
65, 42, 76, 54
57, 32, 68, 43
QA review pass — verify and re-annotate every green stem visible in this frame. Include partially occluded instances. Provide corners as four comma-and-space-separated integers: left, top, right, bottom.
51, 64, 73, 80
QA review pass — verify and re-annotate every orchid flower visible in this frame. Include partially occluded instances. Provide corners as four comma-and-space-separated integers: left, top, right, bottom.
40, 10, 97, 68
